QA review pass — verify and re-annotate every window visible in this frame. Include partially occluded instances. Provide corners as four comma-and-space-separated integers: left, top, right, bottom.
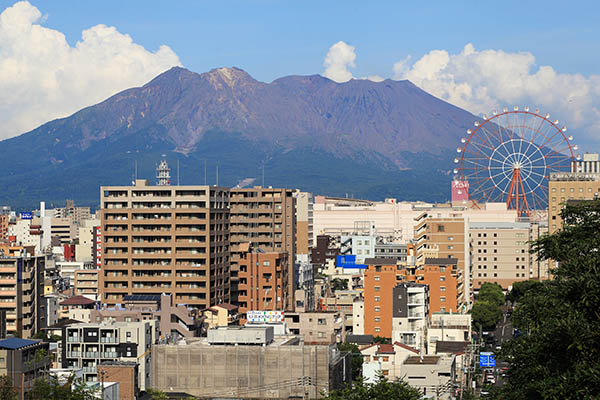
440, 286, 446, 292
440, 266, 446, 272
375, 317, 380, 322
448, 245, 454, 250
263, 261, 270, 266
374, 276, 380, 281
440, 297, 446, 302
440, 276, 446, 282
318, 318, 326, 325
437, 225, 445, 232
375, 296, 380, 302
375, 327, 380, 333
448, 236, 454, 241
375, 286, 380, 292
375, 307, 380, 312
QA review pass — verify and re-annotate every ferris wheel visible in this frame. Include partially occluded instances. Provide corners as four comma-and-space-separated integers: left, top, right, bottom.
454, 107, 577, 217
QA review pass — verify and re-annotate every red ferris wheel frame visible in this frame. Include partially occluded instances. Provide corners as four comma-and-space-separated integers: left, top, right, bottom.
456, 107, 576, 218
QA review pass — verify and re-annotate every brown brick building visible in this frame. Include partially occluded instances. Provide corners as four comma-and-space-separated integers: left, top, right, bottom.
97, 361, 139, 400
419, 258, 463, 313
229, 188, 296, 305
237, 244, 289, 320
99, 180, 230, 309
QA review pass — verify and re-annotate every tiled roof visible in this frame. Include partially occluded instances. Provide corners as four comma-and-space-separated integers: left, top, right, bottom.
59, 295, 96, 306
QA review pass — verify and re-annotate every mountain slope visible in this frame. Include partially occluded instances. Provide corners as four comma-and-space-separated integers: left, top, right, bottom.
0, 67, 479, 209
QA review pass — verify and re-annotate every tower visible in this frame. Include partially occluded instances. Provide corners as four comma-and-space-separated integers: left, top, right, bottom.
156, 158, 171, 186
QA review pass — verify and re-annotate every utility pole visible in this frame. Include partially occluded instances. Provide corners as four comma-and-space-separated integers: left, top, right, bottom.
100, 368, 106, 398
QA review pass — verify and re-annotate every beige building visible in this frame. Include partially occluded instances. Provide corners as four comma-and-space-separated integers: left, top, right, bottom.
0, 254, 45, 338
99, 180, 230, 309
284, 311, 346, 344
293, 191, 314, 255
229, 187, 296, 303
427, 313, 472, 350
548, 171, 600, 233
202, 303, 239, 328
73, 268, 99, 300
470, 222, 531, 291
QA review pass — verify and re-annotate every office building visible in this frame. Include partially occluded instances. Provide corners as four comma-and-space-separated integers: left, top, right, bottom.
548, 170, 600, 233
229, 187, 296, 305
470, 222, 531, 291
99, 180, 230, 309
293, 191, 314, 255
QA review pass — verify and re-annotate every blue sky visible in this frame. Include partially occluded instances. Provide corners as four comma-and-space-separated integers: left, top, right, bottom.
5, 0, 598, 81
0, 0, 598, 151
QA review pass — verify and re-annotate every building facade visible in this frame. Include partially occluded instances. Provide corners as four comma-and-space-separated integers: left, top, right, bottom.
99, 180, 230, 309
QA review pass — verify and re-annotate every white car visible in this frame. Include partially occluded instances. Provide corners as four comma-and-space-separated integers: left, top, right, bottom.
485, 376, 496, 384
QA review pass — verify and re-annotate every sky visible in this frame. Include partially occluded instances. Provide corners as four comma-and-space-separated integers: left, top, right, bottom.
0, 0, 599, 151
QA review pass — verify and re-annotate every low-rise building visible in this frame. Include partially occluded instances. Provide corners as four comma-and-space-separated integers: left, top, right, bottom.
91, 294, 200, 339
97, 361, 139, 400
284, 311, 346, 344
361, 342, 419, 383
59, 295, 98, 321
0, 338, 51, 399
427, 313, 472, 349
402, 355, 456, 399
202, 303, 239, 329
150, 326, 351, 399
61, 320, 156, 389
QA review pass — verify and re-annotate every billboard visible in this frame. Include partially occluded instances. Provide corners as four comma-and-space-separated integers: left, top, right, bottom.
451, 180, 470, 203
246, 310, 284, 323
20, 212, 33, 220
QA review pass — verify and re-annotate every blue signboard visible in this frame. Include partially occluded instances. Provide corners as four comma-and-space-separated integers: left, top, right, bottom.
20, 212, 33, 220
336, 255, 368, 269
479, 352, 496, 367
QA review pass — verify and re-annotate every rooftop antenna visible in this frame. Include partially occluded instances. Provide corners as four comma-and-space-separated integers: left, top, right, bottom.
216, 165, 219, 186
156, 156, 170, 186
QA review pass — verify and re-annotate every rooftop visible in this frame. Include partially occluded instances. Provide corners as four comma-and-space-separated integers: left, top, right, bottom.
404, 355, 441, 365
60, 295, 97, 306
0, 338, 42, 350
424, 257, 458, 266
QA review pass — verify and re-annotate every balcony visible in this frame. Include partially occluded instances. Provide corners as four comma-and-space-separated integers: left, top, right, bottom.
100, 337, 118, 344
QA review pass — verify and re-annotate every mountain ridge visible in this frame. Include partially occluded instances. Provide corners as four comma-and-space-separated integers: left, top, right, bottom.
0, 66, 480, 209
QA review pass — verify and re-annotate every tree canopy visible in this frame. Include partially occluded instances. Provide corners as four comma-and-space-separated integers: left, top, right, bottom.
499, 200, 600, 399
322, 374, 422, 400
505, 279, 543, 304
477, 282, 505, 306
337, 342, 362, 380
0, 375, 17, 400
471, 300, 502, 331
29, 375, 98, 400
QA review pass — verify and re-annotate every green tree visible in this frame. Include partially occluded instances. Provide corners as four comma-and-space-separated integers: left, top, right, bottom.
0, 375, 17, 400
330, 278, 348, 292
471, 300, 502, 331
477, 282, 505, 306
29, 375, 98, 400
499, 200, 600, 399
323, 374, 421, 400
337, 342, 362, 380
372, 336, 391, 344
147, 388, 169, 400
505, 279, 542, 304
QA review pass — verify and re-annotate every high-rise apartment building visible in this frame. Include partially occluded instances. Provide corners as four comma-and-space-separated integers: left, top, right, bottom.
237, 244, 289, 319
229, 187, 296, 304
419, 258, 463, 313
0, 252, 45, 338
548, 171, 600, 233
293, 191, 313, 255
53, 200, 92, 225
99, 180, 230, 309
414, 214, 469, 298
363, 259, 402, 338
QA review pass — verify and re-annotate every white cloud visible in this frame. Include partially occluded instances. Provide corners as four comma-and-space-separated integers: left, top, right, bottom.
0, 1, 181, 139
323, 41, 356, 83
393, 43, 600, 149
